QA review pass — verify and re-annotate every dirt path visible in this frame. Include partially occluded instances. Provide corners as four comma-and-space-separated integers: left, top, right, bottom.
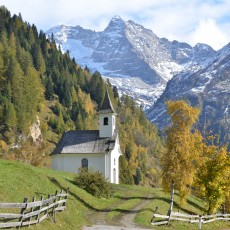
119, 198, 151, 229
83, 197, 153, 230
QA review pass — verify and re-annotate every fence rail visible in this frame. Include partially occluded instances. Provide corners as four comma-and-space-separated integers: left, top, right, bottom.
151, 182, 229, 229
151, 210, 230, 229
0, 187, 69, 229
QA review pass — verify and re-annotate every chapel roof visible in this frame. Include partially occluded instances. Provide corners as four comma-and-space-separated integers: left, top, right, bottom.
99, 87, 116, 114
51, 130, 117, 155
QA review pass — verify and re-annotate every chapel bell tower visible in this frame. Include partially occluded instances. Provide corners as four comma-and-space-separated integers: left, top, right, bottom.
99, 88, 116, 138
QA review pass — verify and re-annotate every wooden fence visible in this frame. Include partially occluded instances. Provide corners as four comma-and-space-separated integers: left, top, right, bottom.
0, 187, 69, 229
151, 182, 230, 229
151, 210, 230, 229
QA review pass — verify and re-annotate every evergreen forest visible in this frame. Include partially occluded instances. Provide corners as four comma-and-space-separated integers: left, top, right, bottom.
0, 6, 165, 186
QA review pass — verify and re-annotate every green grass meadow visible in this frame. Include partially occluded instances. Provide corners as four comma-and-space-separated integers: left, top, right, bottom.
0, 160, 229, 230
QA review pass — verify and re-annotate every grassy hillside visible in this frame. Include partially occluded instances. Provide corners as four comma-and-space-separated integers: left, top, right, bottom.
0, 160, 229, 230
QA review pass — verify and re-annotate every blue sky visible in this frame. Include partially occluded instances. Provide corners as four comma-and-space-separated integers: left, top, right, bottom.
1, 0, 230, 50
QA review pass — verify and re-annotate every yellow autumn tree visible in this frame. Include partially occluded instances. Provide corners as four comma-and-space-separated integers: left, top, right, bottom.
195, 136, 230, 214
161, 100, 202, 206
226, 192, 230, 213
0, 140, 7, 158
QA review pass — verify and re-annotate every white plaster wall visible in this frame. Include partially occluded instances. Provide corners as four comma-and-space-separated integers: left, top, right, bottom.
99, 114, 116, 138
51, 154, 105, 174
104, 151, 110, 182
109, 137, 122, 184
52, 154, 62, 170
51, 136, 122, 184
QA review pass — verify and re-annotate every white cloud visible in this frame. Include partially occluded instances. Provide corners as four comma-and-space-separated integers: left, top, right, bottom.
1, 0, 230, 49
189, 18, 229, 50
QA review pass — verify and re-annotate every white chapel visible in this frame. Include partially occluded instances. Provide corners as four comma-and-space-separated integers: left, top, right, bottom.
51, 89, 122, 184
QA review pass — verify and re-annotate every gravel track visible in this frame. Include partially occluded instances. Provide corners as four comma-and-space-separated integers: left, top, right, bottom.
83, 197, 153, 230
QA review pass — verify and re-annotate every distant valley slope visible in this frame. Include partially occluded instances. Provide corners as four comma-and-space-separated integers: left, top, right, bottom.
147, 43, 230, 145
47, 16, 230, 144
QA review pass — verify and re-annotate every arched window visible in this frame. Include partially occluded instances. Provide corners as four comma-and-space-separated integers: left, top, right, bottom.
114, 158, 116, 165
104, 117, 109, 125
81, 158, 88, 169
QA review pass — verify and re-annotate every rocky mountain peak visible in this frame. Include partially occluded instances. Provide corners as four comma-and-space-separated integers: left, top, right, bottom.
217, 42, 230, 58
106, 15, 125, 31
46, 16, 224, 109
194, 43, 213, 50
111, 15, 124, 23
191, 43, 216, 64
46, 17, 229, 146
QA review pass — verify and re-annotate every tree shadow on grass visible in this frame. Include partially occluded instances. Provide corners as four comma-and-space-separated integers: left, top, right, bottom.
35, 191, 49, 196
186, 198, 206, 213
48, 176, 206, 219
48, 176, 156, 215
113, 195, 155, 200
48, 176, 100, 211
154, 196, 205, 214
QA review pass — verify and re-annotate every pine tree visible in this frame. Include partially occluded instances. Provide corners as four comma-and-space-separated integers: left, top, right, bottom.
89, 71, 106, 108
76, 114, 84, 130
56, 110, 65, 134
31, 43, 46, 72
45, 75, 54, 100
0, 43, 6, 90
9, 33, 17, 56
71, 86, 77, 103
134, 167, 142, 185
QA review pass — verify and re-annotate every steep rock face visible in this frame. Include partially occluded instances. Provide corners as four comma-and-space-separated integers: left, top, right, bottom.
51, 24, 99, 49
46, 16, 229, 144
46, 16, 217, 108
147, 43, 230, 145
91, 16, 161, 84
29, 116, 43, 144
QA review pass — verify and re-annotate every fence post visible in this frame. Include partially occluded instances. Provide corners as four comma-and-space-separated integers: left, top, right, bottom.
29, 197, 36, 226
56, 189, 63, 211
45, 194, 51, 220
52, 190, 58, 223
0, 189, 69, 228
18, 197, 28, 229
62, 187, 70, 209
151, 206, 158, 223
36, 196, 44, 224
167, 181, 174, 225
198, 215, 202, 230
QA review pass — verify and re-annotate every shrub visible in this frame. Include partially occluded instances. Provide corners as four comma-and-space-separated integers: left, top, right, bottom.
75, 168, 112, 198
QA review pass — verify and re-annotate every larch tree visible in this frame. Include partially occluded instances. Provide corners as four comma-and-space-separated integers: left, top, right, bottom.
5, 102, 17, 130
161, 100, 202, 206
0, 43, 5, 89
195, 136, 230, 214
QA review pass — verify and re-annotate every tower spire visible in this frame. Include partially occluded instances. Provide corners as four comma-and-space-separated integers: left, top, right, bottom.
99, 87, 116, 114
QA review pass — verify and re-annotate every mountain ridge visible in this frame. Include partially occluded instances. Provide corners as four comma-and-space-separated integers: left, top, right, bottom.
147, 42, 230, 146
46, 16, 218, 109
47, 16, 229, 145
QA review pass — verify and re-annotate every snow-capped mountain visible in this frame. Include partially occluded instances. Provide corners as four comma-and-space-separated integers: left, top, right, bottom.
147, 43, 230, 145
46, 16, 216, 109
47, 16, 229, 144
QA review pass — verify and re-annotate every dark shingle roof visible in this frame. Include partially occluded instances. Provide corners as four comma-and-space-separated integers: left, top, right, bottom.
51, 130, 117, 155
99, 88, 116, 114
